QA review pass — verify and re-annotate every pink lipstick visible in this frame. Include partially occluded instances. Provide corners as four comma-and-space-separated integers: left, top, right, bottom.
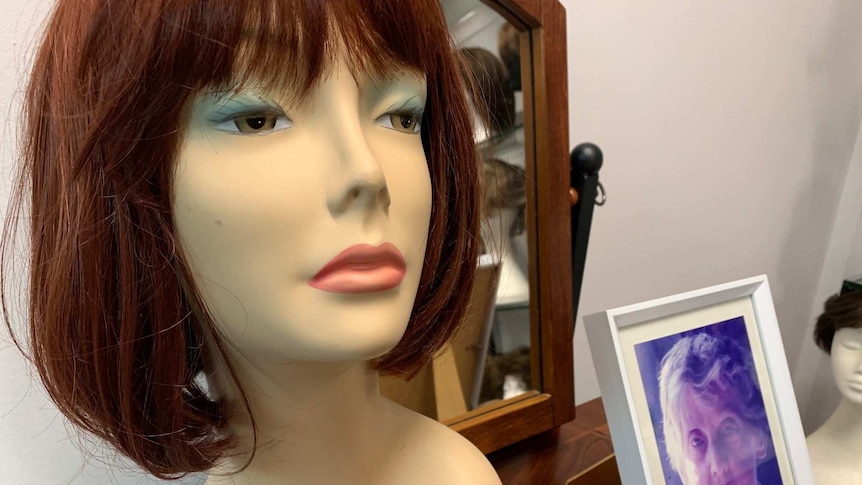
309, 242, 407, 293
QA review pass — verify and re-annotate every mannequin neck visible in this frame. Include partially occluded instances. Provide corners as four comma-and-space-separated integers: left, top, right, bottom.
807, 397, 862, 484
813, 397, 862, 450
206, 358, 396, 483
223, 359, 385, 433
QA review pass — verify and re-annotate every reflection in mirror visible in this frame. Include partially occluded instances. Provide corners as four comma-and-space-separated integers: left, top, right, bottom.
380, 0, 535, 424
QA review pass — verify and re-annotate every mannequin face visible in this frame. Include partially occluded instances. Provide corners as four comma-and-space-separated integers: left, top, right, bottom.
831, 327, 862, 405
173, 54, 431, 365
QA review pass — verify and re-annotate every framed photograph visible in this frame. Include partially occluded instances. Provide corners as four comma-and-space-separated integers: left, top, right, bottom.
584, 276, 812, 485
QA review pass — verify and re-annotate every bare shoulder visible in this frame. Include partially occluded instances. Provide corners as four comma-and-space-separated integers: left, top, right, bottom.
386, 401, 502, 485
421, 418, 502, 484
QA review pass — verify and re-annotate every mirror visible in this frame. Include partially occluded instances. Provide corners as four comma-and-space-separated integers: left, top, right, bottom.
456, 2, 534, 410
381, 0, 536, 423
381, 0, 589, 454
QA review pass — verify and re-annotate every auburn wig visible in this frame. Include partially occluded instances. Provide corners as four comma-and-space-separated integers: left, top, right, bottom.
3, 0, 479, 479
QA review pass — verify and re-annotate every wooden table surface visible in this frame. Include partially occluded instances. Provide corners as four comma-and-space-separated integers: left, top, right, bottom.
487, 398, 620, 485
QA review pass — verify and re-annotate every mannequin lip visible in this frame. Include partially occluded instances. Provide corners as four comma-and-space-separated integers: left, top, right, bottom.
309, 242, 407, 293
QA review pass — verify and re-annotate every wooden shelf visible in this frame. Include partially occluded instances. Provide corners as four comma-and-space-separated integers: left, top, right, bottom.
488, 398, 621, 485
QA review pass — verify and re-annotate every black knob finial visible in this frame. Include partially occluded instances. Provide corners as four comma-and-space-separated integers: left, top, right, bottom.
570, 143, 603, 176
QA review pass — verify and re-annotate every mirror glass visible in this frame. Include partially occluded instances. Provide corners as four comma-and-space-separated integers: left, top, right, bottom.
380, 0, 537, 423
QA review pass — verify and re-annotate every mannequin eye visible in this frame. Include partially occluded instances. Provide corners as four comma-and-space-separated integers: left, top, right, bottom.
213, 112, 293, 135
377, 112, 423, 134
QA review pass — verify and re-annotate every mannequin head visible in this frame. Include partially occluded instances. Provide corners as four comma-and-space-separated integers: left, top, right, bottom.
814, 290, 862, 355
813, 290, 862, 404
4, 0, 478, 479
659, 333, 770, 485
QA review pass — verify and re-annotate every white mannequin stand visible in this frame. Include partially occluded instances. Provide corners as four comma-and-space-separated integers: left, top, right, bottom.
806, 327, 862, 484
806, 399, 862, 484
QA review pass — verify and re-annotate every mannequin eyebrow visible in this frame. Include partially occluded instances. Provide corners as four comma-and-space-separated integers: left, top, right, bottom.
842, 338, 862, 348
201, 67, 316, 106
383, 94, 424, 113
357, 60, 423, 81
197, 87, 292, 113
363, 74, 427, 103
199, 89, 267, 103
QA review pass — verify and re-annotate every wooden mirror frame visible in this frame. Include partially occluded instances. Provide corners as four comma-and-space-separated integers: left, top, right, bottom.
442, 0, 577, 454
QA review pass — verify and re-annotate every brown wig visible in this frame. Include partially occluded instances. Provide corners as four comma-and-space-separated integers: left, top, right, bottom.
814, 290, 862, 354
498, 23, 522, 92
483, 159, 526, 213
459, 47, 516, 136
2, 0, 479, 479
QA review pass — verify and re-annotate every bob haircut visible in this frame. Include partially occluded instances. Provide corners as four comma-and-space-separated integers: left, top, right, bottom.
814, 291, 862, 354
658, 333, 769, 474
3, 0, 479, 479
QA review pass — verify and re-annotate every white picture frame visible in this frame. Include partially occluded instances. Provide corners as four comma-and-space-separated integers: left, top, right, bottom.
584, 275, 812, 485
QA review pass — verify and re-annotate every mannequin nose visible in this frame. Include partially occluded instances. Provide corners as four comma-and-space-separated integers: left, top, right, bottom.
329, 142, 391, 216
337, 176, 391, 214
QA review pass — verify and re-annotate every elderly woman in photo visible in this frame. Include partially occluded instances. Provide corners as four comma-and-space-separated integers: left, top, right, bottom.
659, 333, 779, 485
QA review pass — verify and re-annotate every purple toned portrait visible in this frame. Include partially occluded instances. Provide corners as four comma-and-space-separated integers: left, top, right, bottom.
635, 317, 782, 485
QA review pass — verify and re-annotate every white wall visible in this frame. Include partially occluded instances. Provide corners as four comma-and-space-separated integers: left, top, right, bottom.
795, 154, 862, 433
791, 2, 862, 433
563, 0, 862, 430
846, 210, 862, 278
